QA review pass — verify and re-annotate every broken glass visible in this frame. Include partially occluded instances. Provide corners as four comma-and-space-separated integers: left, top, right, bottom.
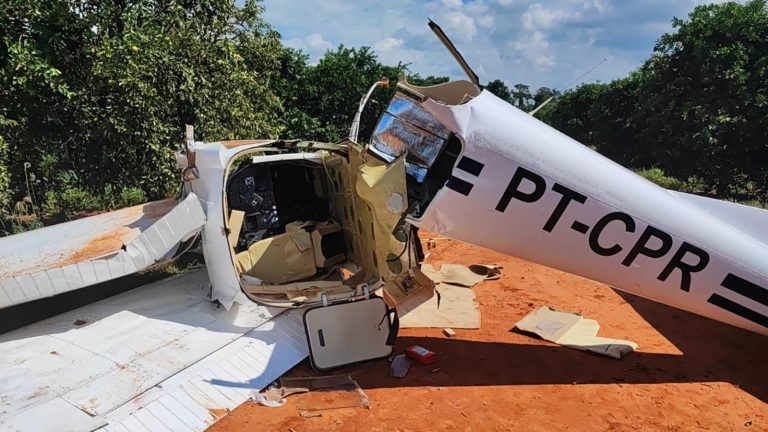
369, 93, 451, 182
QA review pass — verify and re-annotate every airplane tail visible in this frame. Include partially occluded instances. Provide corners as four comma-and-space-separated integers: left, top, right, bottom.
669, 191, 768, 246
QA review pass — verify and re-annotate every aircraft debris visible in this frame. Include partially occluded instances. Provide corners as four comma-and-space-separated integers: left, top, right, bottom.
406, 345, 437, 365
249, 390, 285, 408
390, 354, 412, 378
282, 375, 370, 413
515, 305, 638, 359
396, 263, 498, 329
249, 381, 310, 408
249, 374, 371, 414
304, 295, 398, 371
433, 263, 502, 287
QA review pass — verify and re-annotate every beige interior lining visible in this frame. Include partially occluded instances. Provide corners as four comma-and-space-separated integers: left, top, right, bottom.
227, 210, 245, 247
397, 73, 480, 105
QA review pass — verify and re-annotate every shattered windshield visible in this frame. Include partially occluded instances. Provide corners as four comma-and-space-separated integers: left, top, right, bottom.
368, 93, 451, 182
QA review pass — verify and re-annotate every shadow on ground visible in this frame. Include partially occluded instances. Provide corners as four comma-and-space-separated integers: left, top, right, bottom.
281, 290, 767, 402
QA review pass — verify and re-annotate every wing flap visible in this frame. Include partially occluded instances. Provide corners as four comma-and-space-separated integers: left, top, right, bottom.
0, 194, 206, 309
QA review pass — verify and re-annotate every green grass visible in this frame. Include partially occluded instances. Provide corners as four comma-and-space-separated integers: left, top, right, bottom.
634, 167, 685, 190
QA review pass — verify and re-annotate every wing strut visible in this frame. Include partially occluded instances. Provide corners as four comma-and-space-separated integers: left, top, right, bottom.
428, 19, 481, 88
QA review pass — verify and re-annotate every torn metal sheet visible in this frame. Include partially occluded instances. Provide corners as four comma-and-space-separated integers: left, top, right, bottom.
395, 263, 488, 329
397, 282, 480, 329
421, 263, 502, 287
0, 194, 205, 309
355, 152, 411, 283
515, 305, 638, 359
283, 374, 370, 412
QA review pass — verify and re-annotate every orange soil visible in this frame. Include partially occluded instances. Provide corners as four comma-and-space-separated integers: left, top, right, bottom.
61, 198, 177, 264
209, 234, 768, 432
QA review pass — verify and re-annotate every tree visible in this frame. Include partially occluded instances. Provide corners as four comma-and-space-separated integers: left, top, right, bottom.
277, 45, 404, 143
408, 74, 450, 86
543, 0, 768, 199
512, 84, 533, 110
533, 87, 557, 107
0, 0, 285, 228
485, 79, 511, 102
639, 0, 768, 195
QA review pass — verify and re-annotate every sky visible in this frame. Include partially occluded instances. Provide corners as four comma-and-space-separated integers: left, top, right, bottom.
261, 0, 727, 91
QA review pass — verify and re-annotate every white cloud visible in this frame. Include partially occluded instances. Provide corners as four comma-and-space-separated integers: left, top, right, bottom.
440, 10, 477, 41
534, 55, 555, 69
373, 37, 404, 52
512, 31, 556, 70
477, 15, 495, 29
264, 0, 708, 89
513, 31, 550, 51
521, 4, 579, 31
285, 33, 333, 58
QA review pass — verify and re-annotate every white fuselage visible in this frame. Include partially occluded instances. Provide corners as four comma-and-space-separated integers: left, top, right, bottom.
409, 90, 768, 335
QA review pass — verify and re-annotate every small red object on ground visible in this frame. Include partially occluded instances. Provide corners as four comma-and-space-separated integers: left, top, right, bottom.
406, 345, 436, 364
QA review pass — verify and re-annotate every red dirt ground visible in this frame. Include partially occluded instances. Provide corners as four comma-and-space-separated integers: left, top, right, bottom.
209, 234, 768, 432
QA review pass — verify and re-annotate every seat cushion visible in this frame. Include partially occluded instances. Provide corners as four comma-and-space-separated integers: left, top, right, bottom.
235, 229, 316, 284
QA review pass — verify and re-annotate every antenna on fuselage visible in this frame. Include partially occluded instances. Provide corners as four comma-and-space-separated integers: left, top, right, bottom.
528, 57, 607, 117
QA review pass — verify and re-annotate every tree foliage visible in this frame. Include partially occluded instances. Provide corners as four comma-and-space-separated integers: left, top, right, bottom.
408, 74, 449, 86
277, 45, 404, 143
544, 0, 768, 199
485, 79, 511, 101
512, 83, 532, 110
0, 0, 283, 225
1, 0, 766, 235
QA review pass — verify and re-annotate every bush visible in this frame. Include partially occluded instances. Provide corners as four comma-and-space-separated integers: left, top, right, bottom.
0, 0, 284, 225
635, 168, 685, 190
42, 190, 58, 216
0, 135, 8, 211
59, 187, 100, 214
737, 199, 768, 210
117, 187, 147, 208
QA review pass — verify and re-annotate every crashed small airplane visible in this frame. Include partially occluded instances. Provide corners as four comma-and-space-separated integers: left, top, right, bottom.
0, 19, 766, 430
0, 22, 768, 432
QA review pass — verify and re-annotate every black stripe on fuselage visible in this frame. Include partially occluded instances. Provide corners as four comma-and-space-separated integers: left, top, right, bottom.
708, 293, 768, 328
720, 273, 768, 307
456, 156, 484, 177
446, 176, 474, 196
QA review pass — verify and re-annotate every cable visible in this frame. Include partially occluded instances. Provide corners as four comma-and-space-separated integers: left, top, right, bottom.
387, 225, 412, 262
560, 58, 607, 91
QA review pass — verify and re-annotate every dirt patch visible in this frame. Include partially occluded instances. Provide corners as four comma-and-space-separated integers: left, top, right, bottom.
73, 319, 88, 327
60, 227, 131, 266
208, 408, 230, 420
0, 199, 175, 279
24, 388, 48, 401
208, 233, 768, 432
